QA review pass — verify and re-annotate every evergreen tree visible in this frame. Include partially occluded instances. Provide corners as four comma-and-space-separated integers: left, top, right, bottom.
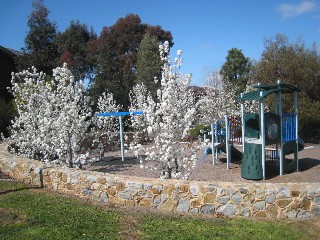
220, 48, 252, 97
19, 0, 58, 75
55, 20, 97, 81
89, 14, 173, 109
136, 33, 162, 99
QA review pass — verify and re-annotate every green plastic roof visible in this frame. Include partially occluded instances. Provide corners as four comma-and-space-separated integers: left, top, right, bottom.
240, 82, 301, 101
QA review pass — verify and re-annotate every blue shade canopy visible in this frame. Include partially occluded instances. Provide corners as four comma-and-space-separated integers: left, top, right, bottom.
97, 111, 144, 117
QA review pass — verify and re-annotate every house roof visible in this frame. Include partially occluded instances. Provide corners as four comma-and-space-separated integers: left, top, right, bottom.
0, 45, 23, 58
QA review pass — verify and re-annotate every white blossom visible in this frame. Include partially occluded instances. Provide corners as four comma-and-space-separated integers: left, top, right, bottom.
8, 64, 91, 168
129, 43, 200, 180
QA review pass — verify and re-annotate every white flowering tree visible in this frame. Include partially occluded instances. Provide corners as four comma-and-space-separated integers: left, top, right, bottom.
128, 83, 155, 144
95, 91, 122, 148
8, 64, 91, 168
196, 71, 238, 125
130, 41, 200, 179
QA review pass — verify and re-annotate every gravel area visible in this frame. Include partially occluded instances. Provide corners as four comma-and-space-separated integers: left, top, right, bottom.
83, 143, 320, 183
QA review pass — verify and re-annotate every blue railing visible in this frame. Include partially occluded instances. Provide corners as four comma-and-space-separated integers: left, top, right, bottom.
282, 113, 296, 142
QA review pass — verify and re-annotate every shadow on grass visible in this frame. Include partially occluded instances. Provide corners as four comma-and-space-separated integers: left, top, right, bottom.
0, 183, 42, 195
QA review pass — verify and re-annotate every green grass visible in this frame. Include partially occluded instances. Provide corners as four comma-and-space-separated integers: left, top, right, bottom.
0, 181, 121, 240
0, 180, 319, 240
139, 215, 305, 240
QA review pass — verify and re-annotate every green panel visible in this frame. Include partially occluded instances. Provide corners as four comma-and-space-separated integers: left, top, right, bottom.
241, 143, 263, 180
244, 113, 260, 139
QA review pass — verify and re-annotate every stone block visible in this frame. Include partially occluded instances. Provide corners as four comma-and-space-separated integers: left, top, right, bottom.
190, 198, 201, 208
266, 193, 276, 204
277, 199, 292, 208
266, 205, 278, 218
314, 196, 320, 205
178, 184, 189, 193
100, 192, 108, 203
118, 191, 132, 200
109, 196, 124, 206
163, 185, 175, 195
116, 182, 125, 191
162, 198, 178, 212
139, 198, 152, 208
311, 206, 320, 218
255, 201, 266, 211
300, 198, 312, 210
232, 193, 242, 205
296, 210, 311, 218
291, 190, 300, 197
278, 187, 290, 198
203, 192, 216, 204
255, 189, 265, 199
177, 198, 190, 212
123, 199, 135, 207
190, 185, 199, 196
240, 207, 251, 217
90, 183, 101, 190
239, 187, 248, 194
143, 183, 153, 190
253, 211, 266, 218
97, 177, 107, 184
217, 196, 230, 205
283, 210, 298, 218
200, 204, 215, 214
217, 204, 236, 217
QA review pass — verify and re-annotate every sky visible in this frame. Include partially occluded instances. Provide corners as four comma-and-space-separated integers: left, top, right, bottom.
1, 0, 319, 86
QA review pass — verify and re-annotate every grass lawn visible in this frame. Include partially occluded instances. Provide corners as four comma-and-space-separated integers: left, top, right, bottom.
0, 180, 319, 240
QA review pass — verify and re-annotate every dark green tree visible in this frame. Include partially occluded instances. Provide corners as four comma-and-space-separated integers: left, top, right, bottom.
136, 33, 162, 98
19, 0, 58, 74
89, 14, 173, 109
253, 33, 320, 140
55, 20, 97, 81
220, 48, 252, 96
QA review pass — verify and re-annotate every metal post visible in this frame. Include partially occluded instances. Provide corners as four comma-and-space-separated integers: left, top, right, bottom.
294, 91, 299, 171
119, 115, 125, 161
240, 94, 245, 153
225, 115, 231, 169
260, 91, 266, 180
215, 121, 218, 159
278, 80, 284, 176
211, 124, 215, 165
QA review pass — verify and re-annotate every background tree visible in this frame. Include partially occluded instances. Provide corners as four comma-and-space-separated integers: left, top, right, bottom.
136, 33, 162, 99
55, 20, 97, 81
220, 48, 252, 97
89, 14, 173, 109
18, 0, 58, 75
196, 80, 237, 125
253, 34, 320, 140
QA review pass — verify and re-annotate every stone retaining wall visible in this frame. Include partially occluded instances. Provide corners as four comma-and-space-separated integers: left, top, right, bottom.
1, 143, 319, 219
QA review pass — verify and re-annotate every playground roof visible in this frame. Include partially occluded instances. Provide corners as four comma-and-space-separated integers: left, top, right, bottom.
240, 82, 301, 101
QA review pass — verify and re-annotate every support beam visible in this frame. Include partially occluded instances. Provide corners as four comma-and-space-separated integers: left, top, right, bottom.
119, 116, 125, 161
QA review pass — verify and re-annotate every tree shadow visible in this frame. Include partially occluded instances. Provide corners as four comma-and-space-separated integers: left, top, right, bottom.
265, 157, 320, 180
0, 185, 42, 195
85, 157, 142, 174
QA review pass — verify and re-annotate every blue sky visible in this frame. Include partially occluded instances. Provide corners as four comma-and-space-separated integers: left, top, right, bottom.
1, 0, 319, 86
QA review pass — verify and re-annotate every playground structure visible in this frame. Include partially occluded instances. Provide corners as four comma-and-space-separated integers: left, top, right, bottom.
97, 111, 143, 161
205, 115, 243, 169
240, 80, 304, 180
204, 80, 304, 180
